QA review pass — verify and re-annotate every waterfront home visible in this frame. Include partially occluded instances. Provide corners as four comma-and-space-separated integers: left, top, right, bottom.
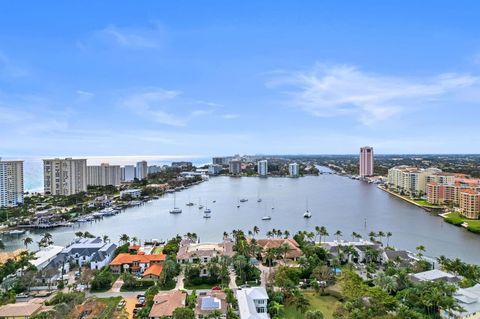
255, 238, 302, 261
177, 239, 234, 277
381, 250, 417, 267
0, 299, 44, 318
322, 240, 380, 263
109, 253, 165, 277
441, 284, 480, 319
120, 189, 142, 199
60, 237, 117, 269
410, 269, 462, 284
235, 287, 269, 319
149, 291, 186, 318
195, 290, 227, 318
31, 245, 64, 271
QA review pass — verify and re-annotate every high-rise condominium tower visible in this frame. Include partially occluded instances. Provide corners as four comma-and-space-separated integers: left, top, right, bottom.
0, 159, 24, 207
359, 146, 374, 177
43, 158, 87, 195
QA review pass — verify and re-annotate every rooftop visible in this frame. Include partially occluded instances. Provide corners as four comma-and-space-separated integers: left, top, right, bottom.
0, 302, 42, 317
236, 287, 269, 319
149, 291, 186, 317
31, 245, 64, 269
110, 253, 165, 266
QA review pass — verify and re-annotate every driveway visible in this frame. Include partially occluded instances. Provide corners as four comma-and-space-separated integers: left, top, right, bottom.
110, 278, 124, 293
228, 271, 237, 289
174, 269, 185, 290
257, 264, 272, 287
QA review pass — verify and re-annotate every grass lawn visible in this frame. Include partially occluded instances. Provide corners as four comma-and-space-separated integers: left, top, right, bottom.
444, 212, 480, 234
284, 292, 341, 319
183, 282, 218, 290
412, 199, 440, 208
97, 297, 123, 319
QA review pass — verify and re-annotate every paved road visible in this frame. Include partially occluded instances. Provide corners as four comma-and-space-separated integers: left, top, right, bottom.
110, 278, 124, 293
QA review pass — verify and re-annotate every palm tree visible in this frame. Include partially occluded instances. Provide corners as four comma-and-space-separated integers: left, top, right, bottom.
223, 231, 229, 239
23, 237, 33, 250
0, 240, 4, 250
334, 230, 342, 242
266, 231, 273, 238
75, 231, 83, 238
377, 231, 386, 246
253, 226, 260, 238
102, 235, 109, 243
319, 226, 329, 243
120, 234, 130, 245
280, 243, 290, 264
374, 272, 398, 294
43, 233, 53, 245
368, 231, 377, 243
283, 230, 290, 239
131, 236, 138, 245
416, 245, 426, 258
386, 232, 392, 247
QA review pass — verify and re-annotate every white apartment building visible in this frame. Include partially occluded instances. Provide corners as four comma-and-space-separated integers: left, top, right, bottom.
148, 165, 162, 175
229, 160, 241, 175
0, 159, 24, 207
121, 165, 136, 182
288, 163, 299, 177
257, 160, 268, 177
359, 146, 374, 177
136, 161, 148, 180
236, 287, 269, 319
387, 166, 441, 196
87, 163, 121, 186
43, 158, 87, 195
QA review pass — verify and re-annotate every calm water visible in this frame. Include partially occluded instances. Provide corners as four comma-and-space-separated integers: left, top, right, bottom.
3, 172, 480, 264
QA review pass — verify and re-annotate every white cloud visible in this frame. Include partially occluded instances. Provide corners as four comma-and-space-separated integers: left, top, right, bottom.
222, 113, 240, 119
95, 24, 164, 49
120, 88, 187, 127
0, 51, 28, 78
75, 90, 95, 97
267, 64, 478, 125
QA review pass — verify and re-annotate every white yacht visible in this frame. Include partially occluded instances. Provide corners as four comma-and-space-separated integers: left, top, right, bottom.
303, 199, 312, 218
170, 193, 182, 214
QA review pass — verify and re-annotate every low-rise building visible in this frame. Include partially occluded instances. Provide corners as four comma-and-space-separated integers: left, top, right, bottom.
120, 189, 142, 199
195, 291, 227, 318
61, 237, 117, 270
236, 287, 269, 319
0, 299, 44, 318
208, 164, 223, 175
149, 291, 187, 319
109, 253, 165, 278
441, 284, 480, 319
177, 239, 234, 276
410, 269, 461, 284
255, 238, 302, 261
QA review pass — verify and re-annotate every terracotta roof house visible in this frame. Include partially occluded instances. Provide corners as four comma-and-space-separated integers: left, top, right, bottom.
109, 253, 165, 277
177, 239, 234, 277
149, 291, 186, 318
195, 290, 227, 318
0, 301, 43, 318
255, 238, 302, 261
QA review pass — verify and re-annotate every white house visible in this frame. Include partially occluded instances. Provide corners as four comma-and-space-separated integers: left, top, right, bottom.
61, 237, 117, 269
441, 284, 480, 319
236, 287, 269, 319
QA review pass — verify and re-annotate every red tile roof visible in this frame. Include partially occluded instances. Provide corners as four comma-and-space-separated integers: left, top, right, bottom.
143, 264, 163, 277
110, 253, 166, 266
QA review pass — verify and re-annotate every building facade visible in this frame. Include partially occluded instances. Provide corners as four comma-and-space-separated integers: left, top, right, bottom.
359, 146, 374, 177
122, 165, 136, 182
459, 189, 480, 219
288, 163, 299, 177
87, 163, 121, 186
229, 160, 241, 175
0, 159, 24, 207
387, 166, 441, 196
257, 160, 268, 177
43, 158, 87, 195
136, 161, 148, 180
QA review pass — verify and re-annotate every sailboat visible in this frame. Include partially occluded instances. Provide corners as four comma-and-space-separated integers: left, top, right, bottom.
186, 196, 194, 206
198, 198, 204, 210
169, 193, 182, 214
262, 205, 271, 220
257, 191, 262, 203
204, 203, 211, 214
303, 198, 312, 218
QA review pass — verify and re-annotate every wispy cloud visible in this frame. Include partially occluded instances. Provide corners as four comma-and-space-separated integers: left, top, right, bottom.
75, 90, 95, 97
120, 88, 187, 126
0, 51, 28, 78
267, 64, 478, 125
78, 23, 165, 50
222, 113, 240, 119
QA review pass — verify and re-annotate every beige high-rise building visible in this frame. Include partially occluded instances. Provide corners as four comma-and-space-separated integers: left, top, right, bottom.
387, 166, 442, 196
43, 158, 87, 195
359, 146, 374, 177
0, 159, 24, 207
87, 163, 121, 186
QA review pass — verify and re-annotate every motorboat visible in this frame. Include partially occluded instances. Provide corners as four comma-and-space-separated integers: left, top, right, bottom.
261, 216, 272, 220
303, 210, 312, 218
239, 198, 248, 203
7, 229, 25, 235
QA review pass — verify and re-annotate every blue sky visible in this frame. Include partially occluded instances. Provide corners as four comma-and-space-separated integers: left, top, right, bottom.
1, 1, 480, 157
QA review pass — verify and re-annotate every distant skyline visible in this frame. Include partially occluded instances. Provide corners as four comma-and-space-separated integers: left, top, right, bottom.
1, 1, 480, 156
